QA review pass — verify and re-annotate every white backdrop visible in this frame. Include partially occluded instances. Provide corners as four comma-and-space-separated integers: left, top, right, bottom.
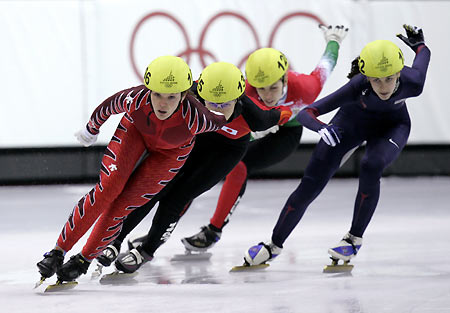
1, 0, 448, 147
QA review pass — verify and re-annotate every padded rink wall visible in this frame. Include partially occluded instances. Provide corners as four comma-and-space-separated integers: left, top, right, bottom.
0, 0, 449, 184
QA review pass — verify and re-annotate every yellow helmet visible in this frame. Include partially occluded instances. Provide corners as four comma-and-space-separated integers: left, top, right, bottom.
245, 48, 288, 88
144, 55, 193, 93
358, 40, 404, 78
197, 62, 246, 103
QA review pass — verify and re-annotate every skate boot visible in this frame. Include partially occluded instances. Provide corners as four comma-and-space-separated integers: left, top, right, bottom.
181, 225, 221, 252
115, 246, 153, 273
36, 249, 64, 278
328, 232, 363, 262
56, 253, 91, 282
127, 234, 148, 251
96, 241, 121, 267
244, 241, 282, 266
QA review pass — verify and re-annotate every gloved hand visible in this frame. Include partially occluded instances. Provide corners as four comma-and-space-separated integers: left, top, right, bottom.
251, 125, 279, 140
317, 124, 342, 147
75, 127, 98, 147
319, 24, 349, 45
277, 106, 292, 125
396, 24, 425, 53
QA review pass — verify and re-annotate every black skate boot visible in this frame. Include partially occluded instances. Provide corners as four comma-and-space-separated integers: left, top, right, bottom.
56, 253, 91, 282
37, 249, 64, 278
181, 225, 221, 252
96, 240, 121, 267
115, 246, 153, 273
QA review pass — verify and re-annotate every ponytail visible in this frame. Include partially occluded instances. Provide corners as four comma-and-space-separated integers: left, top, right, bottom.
347, 56, 361, 79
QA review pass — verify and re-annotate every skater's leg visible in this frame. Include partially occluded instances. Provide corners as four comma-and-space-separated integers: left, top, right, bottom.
209, 161, 248, 229
37, 118, 147, 280
95, 196, 159, 267
140, 199, 190, 256
56, 145, 192, 281
328, 122, 410, 263
55, 118, 146, 254
80, 145, 192, 260
114, 196, 159, 246
140, 133, 249, 255
349, 124, 410, 237
243, 141, 356, 267
210, 126, 303, 230
271, 137, 362, 248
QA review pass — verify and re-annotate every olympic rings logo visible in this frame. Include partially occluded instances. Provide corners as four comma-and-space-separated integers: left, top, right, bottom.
129, 11, 324, 80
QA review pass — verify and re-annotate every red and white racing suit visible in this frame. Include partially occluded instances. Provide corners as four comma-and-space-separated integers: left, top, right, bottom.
56, 85, 227, 259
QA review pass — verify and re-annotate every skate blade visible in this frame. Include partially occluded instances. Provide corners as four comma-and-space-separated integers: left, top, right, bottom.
91, 264, 104, 280
230, 263, 269, 272
99, 271, 139, 285
323, 264, 354, 273
44, 281, 78, 292
171, 252, 212, 262
34, 277, 46, 289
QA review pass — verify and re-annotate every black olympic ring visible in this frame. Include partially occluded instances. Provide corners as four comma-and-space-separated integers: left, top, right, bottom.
130, 11, 325, 81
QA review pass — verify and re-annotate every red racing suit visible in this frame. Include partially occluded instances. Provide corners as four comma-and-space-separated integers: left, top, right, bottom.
56, 85, 227, 259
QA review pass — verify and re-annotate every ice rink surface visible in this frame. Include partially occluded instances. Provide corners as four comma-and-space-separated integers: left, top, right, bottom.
1, 177, 449, 313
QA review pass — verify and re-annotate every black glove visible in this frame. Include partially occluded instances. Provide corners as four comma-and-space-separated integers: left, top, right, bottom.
396, 24, 425, 53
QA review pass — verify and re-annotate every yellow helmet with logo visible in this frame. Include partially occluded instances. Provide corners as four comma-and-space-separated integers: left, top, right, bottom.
144, 55, 193, 93
358, 40, 404, 78
197, 62, 246, 103
245, 48, 289, 88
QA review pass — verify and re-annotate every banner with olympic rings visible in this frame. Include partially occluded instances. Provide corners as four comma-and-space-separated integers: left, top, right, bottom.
1, 0, 448, 147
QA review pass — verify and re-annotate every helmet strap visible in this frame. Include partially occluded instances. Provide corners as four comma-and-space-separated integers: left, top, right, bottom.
278, 74, 288, 104
392, 78, 400, 94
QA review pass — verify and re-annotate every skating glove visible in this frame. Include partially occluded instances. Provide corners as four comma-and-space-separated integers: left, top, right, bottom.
318, 124, 342, 147
396, 24, 425, 53
319, 24, 349, 45
75, 126, 98, 147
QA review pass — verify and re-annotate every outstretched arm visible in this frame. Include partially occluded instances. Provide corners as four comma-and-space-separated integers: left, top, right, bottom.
397, 24, 431, 96
315, 24, 349, 86
296, 80, 358, 146
75, 85, 150, 147
292, 25, 349, 104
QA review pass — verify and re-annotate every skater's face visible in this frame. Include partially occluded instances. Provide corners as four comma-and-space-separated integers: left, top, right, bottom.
151, 92, 184, 120
255, 78, 286, 107
367, 72, 400, 100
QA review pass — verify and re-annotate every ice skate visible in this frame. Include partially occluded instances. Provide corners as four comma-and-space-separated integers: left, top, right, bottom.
99, 270, 139, 285
170, 249, 212, 262
114, 246, 153, 274
100, 247, 151, 283
323, 232, 362, 273
230, 241, 282, 272
92, 242, 121, 279
43, 280, 79, 292
35, 249, 64, 288
181, 225, 221, 252
43, 253, 90, 291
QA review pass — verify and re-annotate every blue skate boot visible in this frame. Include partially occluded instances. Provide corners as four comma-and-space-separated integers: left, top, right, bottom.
324, 232, 362, 273
231, 241, 282, 271
328, 232, 362, 261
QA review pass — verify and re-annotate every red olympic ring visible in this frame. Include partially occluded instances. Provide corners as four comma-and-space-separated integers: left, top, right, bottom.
130, 11, 325, 81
